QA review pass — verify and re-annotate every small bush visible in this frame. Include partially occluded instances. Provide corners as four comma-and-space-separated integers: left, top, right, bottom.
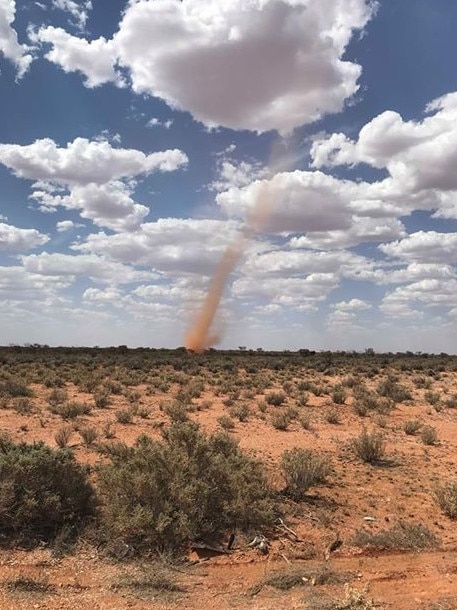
270, 411, 291, 431
50, 401, 92, 420
444, 394, 457, 409
115, 408, 134, 424
435, 481, 457, 518
377, 378, 411, 403
265, 391, 287, 406
0, 436, 95, 542
353, 521, 439, 551
54, 426, 73, 448
420, 425, 438, 445
325, 408, 340, 424
12, 397, 33, 414
94, 391, 111, 408
281, 448, 331, 500
403, 420, 422, 435
162, 401, 189, 423
424, 390, 441, 406
229, 402, 250, 422
299, 413, 313, 430
80, 426, 98, 446
48, 388, 68, 407
0, 379, 33, 398
332, 386, 347, 405
217, 415, 235, 430
351, 429, 385, 464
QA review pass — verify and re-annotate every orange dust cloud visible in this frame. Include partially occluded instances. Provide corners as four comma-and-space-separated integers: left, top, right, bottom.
185, 182, 272, 353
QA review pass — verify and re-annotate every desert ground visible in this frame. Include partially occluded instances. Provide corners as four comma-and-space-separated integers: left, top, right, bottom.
1, 346, 457, 609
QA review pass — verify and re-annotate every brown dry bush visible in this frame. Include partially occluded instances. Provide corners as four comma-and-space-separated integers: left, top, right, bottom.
353, 521, 439, 551
434, 481, 457, 518
351, 429, 386, 464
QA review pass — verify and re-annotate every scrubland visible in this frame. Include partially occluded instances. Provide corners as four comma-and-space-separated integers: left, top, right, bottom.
1, 345, 457, 609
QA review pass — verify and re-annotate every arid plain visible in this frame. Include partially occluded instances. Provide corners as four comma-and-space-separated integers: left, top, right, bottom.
1, 346, 457, 610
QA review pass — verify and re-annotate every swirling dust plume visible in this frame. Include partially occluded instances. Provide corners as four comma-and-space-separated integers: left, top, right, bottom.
185, 139, 298, 353
185, 182, 272, 353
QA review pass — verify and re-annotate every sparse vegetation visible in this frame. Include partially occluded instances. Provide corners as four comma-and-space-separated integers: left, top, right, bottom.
351, 428, 386, 464
281, 447, 331, 499
353, 521, 440, 551
1, 344, 457, 605
434, 481, 457, 518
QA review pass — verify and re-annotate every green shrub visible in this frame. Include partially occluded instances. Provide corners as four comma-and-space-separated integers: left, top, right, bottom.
403, 420, 422, 435
377, 378, 411, 403
0, 379, 33, 398
97, 422, 275, 553
229, 402, 250, 422
0, 436, 95, 542
353, 521, 439, 551
281, 448, 331, 500
424, 390, 441, 406
331, 385, 347, 405
12, 397, 33, 414
351, 429, 385, 464
48, 388, 68, 407
325, 408, 340, 424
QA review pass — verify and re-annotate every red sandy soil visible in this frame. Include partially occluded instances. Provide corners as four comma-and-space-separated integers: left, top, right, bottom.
1, 364, 457, 609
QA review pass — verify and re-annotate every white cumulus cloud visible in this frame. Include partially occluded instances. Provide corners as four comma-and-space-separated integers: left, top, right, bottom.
35, 0, 377, 132
0, 0, 33, 78
0, 137, 188, 232
0, 222, 49, 252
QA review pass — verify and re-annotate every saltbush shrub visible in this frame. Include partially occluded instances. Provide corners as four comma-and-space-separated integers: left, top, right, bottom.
97, 422, 275, 553
281, 448, 331, 500
0, 436, 95, 542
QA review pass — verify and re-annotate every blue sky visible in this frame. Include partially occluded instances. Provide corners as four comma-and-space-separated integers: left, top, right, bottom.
1, 0, 457, 352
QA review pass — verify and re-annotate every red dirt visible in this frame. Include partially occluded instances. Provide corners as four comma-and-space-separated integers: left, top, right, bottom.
2, 359, 457, 609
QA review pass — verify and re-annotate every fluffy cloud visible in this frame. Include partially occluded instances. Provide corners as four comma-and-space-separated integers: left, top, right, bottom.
311, 92, 457, 198
52, 0, 92, 30
217, 170, 353, 233
33, 26, 119, 87
0, 137, 188, 232
56, 220, 76, 232
0, 266, 71, 301
20, 252, 155, 285
76, 218, 242, 275
381, 279, 457, 319
241, 248, 373, 279
289, 216, 406, 250
379, 231, 457, 264
0, 0, 33, 77
32, 181, 150, 232
0, 222, 49, 251
36, 0, 376, 132
0, 137, 188, 185
232, 273, 338, 309
332, 298, 371, 312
